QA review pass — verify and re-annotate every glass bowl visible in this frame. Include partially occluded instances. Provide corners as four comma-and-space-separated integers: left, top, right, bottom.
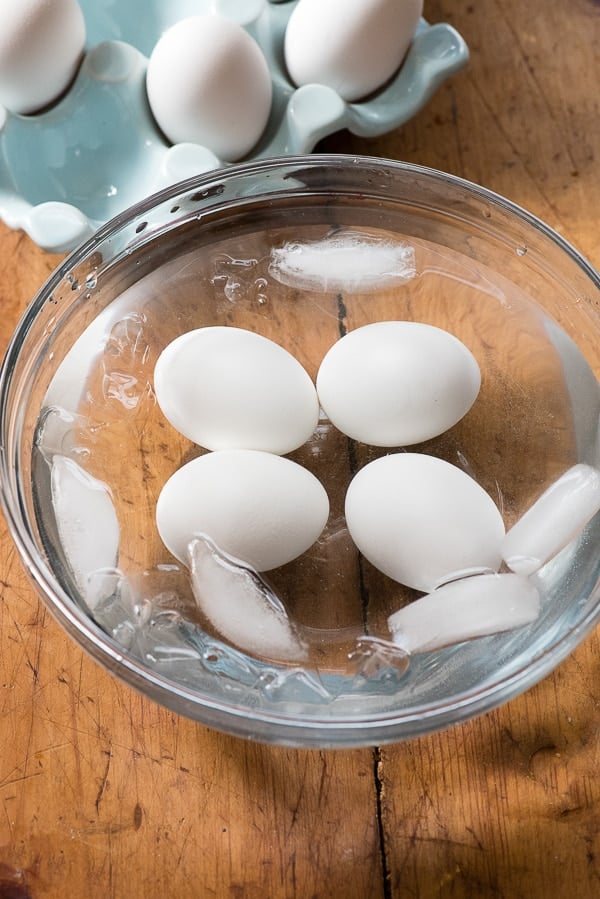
2, 155, 600, 748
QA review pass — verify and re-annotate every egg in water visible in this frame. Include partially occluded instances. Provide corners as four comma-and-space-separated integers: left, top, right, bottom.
316, 321, 481, 447
345, 453, 505, 592
154, 326, 319, 455
156, 449, 330, 572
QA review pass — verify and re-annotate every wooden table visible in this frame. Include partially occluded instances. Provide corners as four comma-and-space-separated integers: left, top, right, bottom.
1, 1, 599, 896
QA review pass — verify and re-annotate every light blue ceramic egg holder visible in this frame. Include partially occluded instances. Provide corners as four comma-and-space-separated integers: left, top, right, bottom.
0, 0, 468, 253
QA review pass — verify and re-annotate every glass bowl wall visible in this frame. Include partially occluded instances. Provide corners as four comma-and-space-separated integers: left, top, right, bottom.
1, 156, 599, 747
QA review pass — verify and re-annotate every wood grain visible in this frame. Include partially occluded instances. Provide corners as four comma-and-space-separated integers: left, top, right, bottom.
1, 0, 600, 896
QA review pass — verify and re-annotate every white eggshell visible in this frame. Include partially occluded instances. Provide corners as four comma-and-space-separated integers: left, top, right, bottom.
502, 463, 600, 575
154, 326, 319, 454
388, 572, 541, 654
146, 15, 272, 161
316, 321, 481, 447
345, 453, 505, 591
0, 0, 86, 114
156, 449, 330, 571
284, 0, 423, 102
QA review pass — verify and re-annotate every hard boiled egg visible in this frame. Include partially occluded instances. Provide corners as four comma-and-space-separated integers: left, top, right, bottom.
146, 14, 272, 161
284, 0, 423, 102
316, 321, 481, 447
154, 326, 319, 455
345, 453, 505, 591
156, 449, 330, 571
0, 0, 86, 114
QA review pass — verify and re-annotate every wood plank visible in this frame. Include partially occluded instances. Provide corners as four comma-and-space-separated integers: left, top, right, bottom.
0, 447, 384, 899
1, 0, 600, 895
326, 0, 600, 895
0, 225, 383, 897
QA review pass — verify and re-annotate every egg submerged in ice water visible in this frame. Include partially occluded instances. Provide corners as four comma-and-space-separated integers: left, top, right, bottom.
284, 0, 424, 102
345, 453, 505, 592
317, 321, 481, 447
156, 449, 330, 572
153, 326, 319, 455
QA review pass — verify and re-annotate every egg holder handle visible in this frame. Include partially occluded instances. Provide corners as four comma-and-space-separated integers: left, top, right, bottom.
0, 0, 469, 253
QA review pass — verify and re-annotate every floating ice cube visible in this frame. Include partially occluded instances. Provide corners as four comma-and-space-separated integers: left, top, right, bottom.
51, 454, 120, 609
268, 230, 416, 293
37, 406, 80, 458
502, 464, 600, 576
44, 313, 110, 411
387, 572, 541, 654
188, 535, 308, 662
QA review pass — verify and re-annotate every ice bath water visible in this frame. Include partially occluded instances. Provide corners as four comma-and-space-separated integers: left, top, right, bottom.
32, 199, 600, 707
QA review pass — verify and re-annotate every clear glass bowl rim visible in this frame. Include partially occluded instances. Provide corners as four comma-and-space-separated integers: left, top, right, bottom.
1, 153, 600, 748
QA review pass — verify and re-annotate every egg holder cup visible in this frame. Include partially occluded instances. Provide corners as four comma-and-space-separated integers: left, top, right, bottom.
0, 0, 469, 253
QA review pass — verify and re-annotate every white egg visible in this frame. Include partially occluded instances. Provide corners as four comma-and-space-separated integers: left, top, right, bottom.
345, 453, 505, 592
156, 449, 330, 571
316, 321, 481, 447
0, 0, 86, 114
284, 0, 423, 102
154, 327, 319, 455
146, 15, 272, 161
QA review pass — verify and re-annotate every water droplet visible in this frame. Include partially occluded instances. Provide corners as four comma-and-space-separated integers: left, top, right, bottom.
254, 276, 269, 305
85, 273, 98, 289
516, 245, 528, 257
190, 184, 225, 202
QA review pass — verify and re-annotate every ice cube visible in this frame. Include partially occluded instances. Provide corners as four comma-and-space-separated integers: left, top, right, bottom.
188, 535, 308, 662
51, 454, 120, 609
268, 230, 416, 293
502, 464, 600, 576
387, 572, 541, 654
